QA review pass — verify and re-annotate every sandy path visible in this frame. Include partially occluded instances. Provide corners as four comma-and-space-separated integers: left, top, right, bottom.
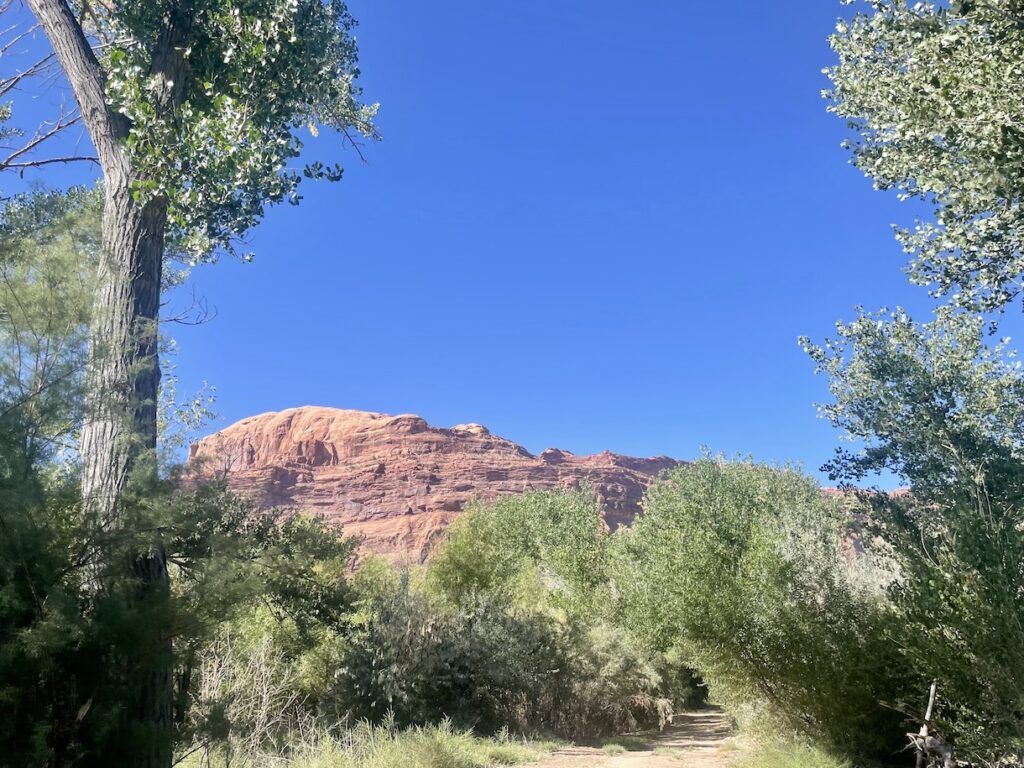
525, 710, 734, 768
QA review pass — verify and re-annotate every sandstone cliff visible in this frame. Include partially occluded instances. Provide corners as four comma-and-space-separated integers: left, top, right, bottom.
190, 407, 681, 561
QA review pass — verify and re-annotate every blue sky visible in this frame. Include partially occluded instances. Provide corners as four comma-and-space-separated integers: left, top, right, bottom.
9, 2, 988, 482
170, 0, 937, 479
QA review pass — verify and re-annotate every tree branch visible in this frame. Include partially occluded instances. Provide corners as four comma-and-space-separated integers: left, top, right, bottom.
0, 107, 82, 170
6, 155, 99, 170
25, 0, 127, 175
0, 21, 41, 57
0, 52, 58, 100
148, 3, 194, 114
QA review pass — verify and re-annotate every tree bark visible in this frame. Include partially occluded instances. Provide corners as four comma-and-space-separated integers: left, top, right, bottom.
25, 1, 175, 765
83, 173, 172, 768
80, 174, 165, 523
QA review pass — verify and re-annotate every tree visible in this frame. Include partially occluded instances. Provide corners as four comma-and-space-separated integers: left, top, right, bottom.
0, 187, 98, 455
803, 309, 1024, 761
428, 487, 612, 620
0, 197, 94, 762
825, 8, 1024, 756
826, 0, 1024, 311
0, 189, 361, 765
17, 0, 377, 516
4, 3, 376, 764
614, 459, 905, 756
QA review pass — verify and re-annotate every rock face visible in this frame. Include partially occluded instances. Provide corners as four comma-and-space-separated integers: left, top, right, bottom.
189, 406, 681, 561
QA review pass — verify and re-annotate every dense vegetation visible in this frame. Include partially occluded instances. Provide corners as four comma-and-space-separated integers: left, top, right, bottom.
169, 489, 689, 764
615, 461, 906, 756
5, 217, 1024, 765
4, 1, 1024, 767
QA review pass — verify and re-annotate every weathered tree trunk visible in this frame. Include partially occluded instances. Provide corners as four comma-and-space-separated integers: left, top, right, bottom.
80, 177, 165, 520
81, 174, 172, 768
25, 1, 176, 765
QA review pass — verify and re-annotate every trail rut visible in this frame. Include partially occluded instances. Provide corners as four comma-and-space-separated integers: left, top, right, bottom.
526, 710, 734, 768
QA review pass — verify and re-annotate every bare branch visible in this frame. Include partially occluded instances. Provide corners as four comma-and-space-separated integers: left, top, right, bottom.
6, 154, 98, 170
0, 52, 58, 99
26, 0, 128, 172
0, 22, 41, 57
0, 106, 83, 171
161, 287, 218, 327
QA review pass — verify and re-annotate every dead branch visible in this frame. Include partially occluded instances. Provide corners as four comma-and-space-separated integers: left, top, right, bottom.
0, 52, 58, 99
6, 154, 98, 170
161, 286, 218, 327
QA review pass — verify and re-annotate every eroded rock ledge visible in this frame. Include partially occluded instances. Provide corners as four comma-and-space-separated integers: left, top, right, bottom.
190, 406, 681, 561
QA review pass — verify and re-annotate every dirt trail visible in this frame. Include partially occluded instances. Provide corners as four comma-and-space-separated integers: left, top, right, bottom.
526, 710, 734, 768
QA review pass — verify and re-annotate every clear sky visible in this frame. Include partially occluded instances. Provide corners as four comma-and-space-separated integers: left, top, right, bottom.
12, 1, 1001, 483
169, 0, 943, 481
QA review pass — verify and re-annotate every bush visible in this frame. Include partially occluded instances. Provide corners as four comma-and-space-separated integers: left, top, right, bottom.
0, 417, 96, 767
177, 490, 671, 755
187, 629, 303, 757
548, 622, 670, 740
335, 493, 675, 745
428, 487, 611, 620
868, 490, 1024, 763
0, 414, 196, 765
424, 489, 677, 739
339, 571, 570, 734
614, 458, 906, 756
0, 424, 360, 767
343, 572, 668, 740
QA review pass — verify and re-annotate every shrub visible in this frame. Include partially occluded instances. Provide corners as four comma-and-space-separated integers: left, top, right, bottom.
0, 431, 360, 767
549, 622, 669, 740
614, 458, 906, 756
428, 487, 611, 620
0, 418, 95, 767
186, 629, 303, 758
339, 570, 570, 734
424, 489, 676, 739
341, 553, 668, 741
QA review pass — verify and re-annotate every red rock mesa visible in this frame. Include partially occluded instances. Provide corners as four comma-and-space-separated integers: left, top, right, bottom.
189, 406, 681, 561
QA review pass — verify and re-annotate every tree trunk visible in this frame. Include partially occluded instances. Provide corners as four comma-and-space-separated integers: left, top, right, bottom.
80, 173, 172, 768
24, 3, 191, 764
80, 177, 164, 520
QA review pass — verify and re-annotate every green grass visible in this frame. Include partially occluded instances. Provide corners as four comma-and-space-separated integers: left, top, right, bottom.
600, 735, 650, 752
727, 740, 853, 768
178, 720, 558, 768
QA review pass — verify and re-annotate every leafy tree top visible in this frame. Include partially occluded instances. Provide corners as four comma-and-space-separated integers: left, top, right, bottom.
19, 0, 378, 262
801, 306, 1024, 507
827, 0, 1024, 311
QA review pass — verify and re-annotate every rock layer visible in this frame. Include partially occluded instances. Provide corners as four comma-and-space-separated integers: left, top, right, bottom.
189, 406, 681, 561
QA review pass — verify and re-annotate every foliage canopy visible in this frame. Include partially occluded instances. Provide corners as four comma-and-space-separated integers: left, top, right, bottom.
828, 0, 1024, 310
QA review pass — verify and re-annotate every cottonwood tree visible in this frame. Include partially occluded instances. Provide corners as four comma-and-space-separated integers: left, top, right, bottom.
821, 2, 1024, 760
803, 309, 1024, 761
3, 2, 376, 764
827, 0, 1024, 311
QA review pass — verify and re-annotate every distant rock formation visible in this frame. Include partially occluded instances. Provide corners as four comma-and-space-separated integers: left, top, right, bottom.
189, 406, 681, 561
